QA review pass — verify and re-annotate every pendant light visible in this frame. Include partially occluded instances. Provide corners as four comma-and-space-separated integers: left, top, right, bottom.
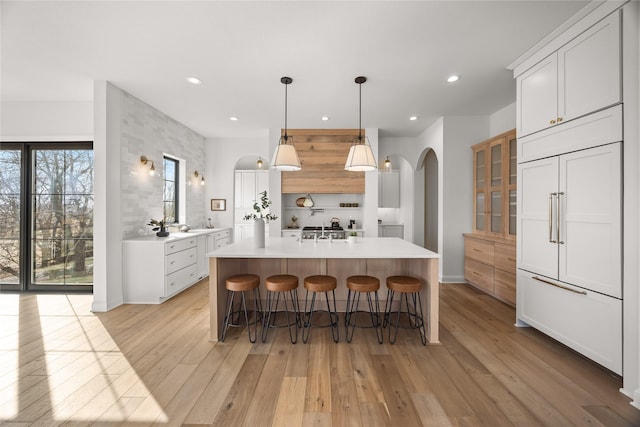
271, 76, 301, 171
345, 76, 377, 171
384, 156, 391, 170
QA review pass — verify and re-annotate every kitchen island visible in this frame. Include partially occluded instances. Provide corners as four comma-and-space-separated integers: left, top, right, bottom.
208, 237, 440, 343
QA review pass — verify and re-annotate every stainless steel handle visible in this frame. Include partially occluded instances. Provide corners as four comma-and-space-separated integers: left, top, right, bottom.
532, 276, 586, 295
557, 192, 564, 244
549, 193, 557, 243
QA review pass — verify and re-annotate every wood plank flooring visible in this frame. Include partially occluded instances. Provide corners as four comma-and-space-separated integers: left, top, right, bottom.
1, 280, 639, 426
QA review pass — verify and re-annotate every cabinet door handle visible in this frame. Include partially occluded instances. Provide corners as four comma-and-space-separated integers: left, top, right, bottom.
549, 119, 556, 125
549, 192, 557, 243
557, 192, 564, 244
170, 261, 176, 265
532, 276, 586, 295
557, 117, 563, 122
473, 248, 481, 252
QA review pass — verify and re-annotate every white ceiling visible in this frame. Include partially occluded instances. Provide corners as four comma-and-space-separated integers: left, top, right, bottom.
1, 1, 590, 138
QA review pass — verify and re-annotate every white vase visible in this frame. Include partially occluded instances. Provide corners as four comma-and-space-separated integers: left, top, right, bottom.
254, 218, 265, 248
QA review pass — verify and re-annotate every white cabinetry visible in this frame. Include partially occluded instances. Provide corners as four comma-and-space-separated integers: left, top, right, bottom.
124, 228, 232, 304
378, 224, 404, 239
123, 235, 199, 304
282, 229, 301, 238
517, 11, 621, 137
517, 111, 622, 374
378, 171, 400, 208
234, 170, 269, 241
235, 170, 269, 209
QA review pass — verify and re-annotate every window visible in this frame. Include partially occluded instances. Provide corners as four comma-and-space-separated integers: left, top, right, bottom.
0, 142, 93, 292
163, 156, 179, 223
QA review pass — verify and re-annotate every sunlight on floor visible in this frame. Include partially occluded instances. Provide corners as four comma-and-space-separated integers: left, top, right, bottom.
0, 293, 167, 424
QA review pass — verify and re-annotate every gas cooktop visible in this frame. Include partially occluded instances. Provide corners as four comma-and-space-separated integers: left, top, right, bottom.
302, 226, 344, 231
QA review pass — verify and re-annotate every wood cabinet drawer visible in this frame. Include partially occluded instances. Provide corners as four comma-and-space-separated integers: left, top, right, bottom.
495, 269, 516, 305
464, 258, 494, 292
494, 243, 516, 272
465, 238, 494, 264
166, 247, 197, 275
166, 237, 197, 255
165, 264, 198, 296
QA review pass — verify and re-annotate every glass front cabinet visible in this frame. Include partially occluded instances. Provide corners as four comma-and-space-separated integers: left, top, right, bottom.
472, 129, 517, 239
466, 129, 517, 306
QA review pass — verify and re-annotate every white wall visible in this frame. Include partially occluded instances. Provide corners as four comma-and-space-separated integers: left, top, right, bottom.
489, 102, 516, 136
204, 135, 270, 230
1, 101, 93, 141
92, 81, 207, 312
441, 116, 489, 282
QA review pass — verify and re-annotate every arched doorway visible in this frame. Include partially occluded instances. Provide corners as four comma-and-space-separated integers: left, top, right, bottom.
423, 149, 438, 253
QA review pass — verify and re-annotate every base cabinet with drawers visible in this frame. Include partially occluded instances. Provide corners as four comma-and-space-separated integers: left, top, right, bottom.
123, 228, 232, 304
464, 234, 516, 306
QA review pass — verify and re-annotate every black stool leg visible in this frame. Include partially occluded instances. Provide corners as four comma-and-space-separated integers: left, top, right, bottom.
221, 290, 235, 342
346, 291, 361, 343
302, 290, 317, 343
326, 290, 339, 343
367, 291, 383, 344
414, 292, 427, 345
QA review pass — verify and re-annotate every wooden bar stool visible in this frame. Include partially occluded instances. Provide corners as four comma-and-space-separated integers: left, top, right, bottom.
345, 275, 383, 344
302, 275, 339, 343
383, 275, 427, 345
262, 274, 301, 343
221, 274, 262, 343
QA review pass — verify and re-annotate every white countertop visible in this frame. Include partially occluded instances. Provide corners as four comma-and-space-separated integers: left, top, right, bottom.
124, 227, 231, 242
210, 237, 439, 259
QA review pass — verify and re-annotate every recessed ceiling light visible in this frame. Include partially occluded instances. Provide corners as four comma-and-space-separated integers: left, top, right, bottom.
321, 116, 330, 121
229, 116, 239, 121
409, 116, 419, 121
447, 75, 460, 83
186, 76, 202, 85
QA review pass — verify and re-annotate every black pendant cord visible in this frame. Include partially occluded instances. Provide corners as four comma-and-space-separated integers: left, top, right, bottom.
281, 76, 292, 143
284, 81, 288, 141
358, 81, 362, 142
355, 76, 366, 143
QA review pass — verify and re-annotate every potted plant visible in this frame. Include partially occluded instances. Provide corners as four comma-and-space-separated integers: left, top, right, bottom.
148, 218, 169, 237
348, 231, 358, 243
243, 191, 278, 248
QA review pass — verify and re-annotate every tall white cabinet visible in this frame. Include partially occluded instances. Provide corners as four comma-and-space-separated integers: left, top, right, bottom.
514, 8, 623, 375
517, 12, 621, 138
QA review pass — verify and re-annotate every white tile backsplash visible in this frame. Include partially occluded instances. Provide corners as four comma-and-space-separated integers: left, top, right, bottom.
119, 90, 206, 239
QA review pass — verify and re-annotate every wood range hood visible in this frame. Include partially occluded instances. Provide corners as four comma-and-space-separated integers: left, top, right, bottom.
280, 129, 365, 194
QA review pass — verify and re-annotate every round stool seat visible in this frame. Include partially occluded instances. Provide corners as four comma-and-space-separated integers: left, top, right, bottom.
386, 275, 421, 293
347, 275, 380, 293
304, 275, 337, 292
265, 274, 298, 292
226, 274, 260, 292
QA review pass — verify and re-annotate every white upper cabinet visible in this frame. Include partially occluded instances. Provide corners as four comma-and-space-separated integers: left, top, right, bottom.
517, 11, 621, 137
235, 170, 269, 209
378, 171, 400, 208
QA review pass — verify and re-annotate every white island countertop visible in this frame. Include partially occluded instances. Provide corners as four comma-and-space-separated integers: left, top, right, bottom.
210, 237, 439, 259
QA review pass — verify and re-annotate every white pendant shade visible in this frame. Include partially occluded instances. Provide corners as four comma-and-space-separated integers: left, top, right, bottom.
345, 141, 377, 171
271, 142, 301, 171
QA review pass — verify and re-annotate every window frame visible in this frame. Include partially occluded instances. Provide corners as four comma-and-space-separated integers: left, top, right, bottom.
162, 155, 180, 224
0, 141, 93, 293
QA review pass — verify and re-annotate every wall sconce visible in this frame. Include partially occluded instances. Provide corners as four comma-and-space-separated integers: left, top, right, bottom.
384, 156, 391, 170
140, 156, 157, 176
257, 157, 263, 169
194, 171, 205, 186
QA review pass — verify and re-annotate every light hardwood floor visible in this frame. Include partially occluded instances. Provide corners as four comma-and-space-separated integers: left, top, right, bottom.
1, 280, 639, 426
